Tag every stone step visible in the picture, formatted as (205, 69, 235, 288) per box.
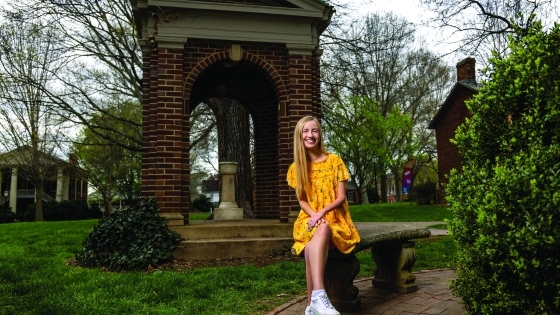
(169, 220, 293, 240)
(175, 237, 294, 260)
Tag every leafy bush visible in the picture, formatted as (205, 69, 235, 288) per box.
(47, 200, 89, 221)
(75, 198, 181, 271)
(0, 202, 15, 223)
(24, 200, 98, 221)
(191, 194, 213, 212)
(23, 201, 57, 222)
(409, 181, 437, 205)
(366, 187, 380, 203)
(88, 203, 103, 219)
(447, 22, 560, 314)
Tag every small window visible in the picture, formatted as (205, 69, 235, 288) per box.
(346, 192, 355, 202)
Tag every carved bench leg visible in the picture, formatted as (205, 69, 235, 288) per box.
(371, 241, 418, 293)
(324, 255, 361, 312)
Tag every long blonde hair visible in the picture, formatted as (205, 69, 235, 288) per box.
(293, 116, 328, 200)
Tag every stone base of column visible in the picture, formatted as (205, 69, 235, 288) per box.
(287, 210, 299, 223)
(160, 212, 185, 226)
(213, 207, 243, 220)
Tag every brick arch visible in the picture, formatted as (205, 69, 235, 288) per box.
(182, 48, 292, 220)
(183, 51, 288, 110)
(239, 51, 288, 109)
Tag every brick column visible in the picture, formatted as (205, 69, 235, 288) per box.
(141, 45, 156, 200)
(312, 49, 323, 119)
(181, 99, 191, 224)
(278, 48, 316, 222)
(155, 47, 185, 224)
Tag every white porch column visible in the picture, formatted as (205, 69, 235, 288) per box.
(9, 168, 17, 213)
(80, 180, 84, 200)
(56, 168, 64, 201)
(62, 175, 69, 200)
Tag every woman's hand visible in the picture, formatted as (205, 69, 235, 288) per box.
(307, 212, 327, 231)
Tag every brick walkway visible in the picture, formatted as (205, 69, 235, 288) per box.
(267, 269, 464, 315)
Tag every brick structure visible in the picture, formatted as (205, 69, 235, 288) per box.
(428, 58, 477, 202)
(131, 0, 333, 224)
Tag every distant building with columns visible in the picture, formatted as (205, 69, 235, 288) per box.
(0, 146, 87, 219)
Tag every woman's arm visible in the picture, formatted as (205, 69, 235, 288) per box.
(307, 181, 347, 229)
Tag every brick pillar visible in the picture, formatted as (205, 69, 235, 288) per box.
(311, 49, 322, 119)
(181, 97, 191, 224)
(154, 47, 185, 224)
(141, 40, 187, 225)
(278, 99, 296, 223)
(278, 50, 316, 222)
(141, 45, 157, 200)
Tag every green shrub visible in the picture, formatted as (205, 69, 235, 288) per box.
(24, 201, 57, 222)
(366, 187, 380, 203)
(447, 22, 560, 314)
(75, 198, 181, 271)
(191, 194, 213, 212)
(46, 200, 89, 221)
(88, 203, 103, 219)
(409, 181, 437, 205)
(0, 202, 15, 223)
(24, 200, 96, 221)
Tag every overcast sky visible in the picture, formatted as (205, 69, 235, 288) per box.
(342, 0, 462, 64)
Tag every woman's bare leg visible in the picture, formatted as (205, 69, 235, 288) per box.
(304, 249, 313, 305)
(305, 224, 331, 290)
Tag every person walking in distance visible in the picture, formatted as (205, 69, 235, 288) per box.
(287, 116, 361, 315)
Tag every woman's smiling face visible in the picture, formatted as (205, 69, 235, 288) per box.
(302, 120, 320, 151)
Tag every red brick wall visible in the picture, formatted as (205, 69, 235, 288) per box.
(142, 46, 189, 219)
(435, 88, 474, 189)
(142, 39, 321, 222)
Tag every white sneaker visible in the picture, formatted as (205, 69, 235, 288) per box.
(309, 292, 340, 315)
(305, 305, 313, 315)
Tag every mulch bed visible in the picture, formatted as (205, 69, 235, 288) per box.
(156, 252, 304, 272)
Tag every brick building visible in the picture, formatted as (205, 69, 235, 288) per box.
(130, 0, 333, 224)
(428, 58, 477, 202)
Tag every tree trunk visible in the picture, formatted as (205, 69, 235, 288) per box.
(380, 173, 388, 203)
(206, 97, 254, 218)
(35, 186, 44, 221)
(103, 199, 112, 216)
(392, 168, 403, 202)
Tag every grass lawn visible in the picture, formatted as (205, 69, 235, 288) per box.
(1, 204, 455, 314)
(0, 220, 305, 315)
(349, 202, 451, 222)
(190, 203, 451, 223)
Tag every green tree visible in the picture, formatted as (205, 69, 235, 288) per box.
(447, 22, 560, 314)
(3, 0, 250, 216)
(322, 12, 452, 202)
(73, 102, 141, 214)
(3, 0, 217, 156)
(323, 96, 412, 203)
(0, 16, 68, 221)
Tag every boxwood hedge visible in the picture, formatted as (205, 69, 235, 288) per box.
(447, 22, 560, 314)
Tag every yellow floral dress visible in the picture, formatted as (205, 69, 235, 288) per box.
(287, 153, 360, 256)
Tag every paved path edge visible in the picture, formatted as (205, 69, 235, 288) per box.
(265, 269, 458, 315)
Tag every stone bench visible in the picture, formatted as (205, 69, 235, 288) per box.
(324, 223, 431, 312)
